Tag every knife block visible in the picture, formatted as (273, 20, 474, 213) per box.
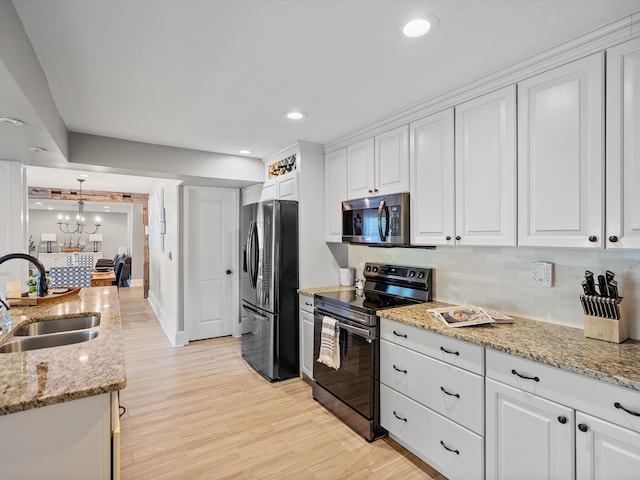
(583, 303, 628, 343)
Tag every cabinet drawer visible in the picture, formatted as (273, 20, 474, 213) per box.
(380, 318, 484, 375)
(487, 349, 640, 433)
(381, 339, 484, 434)
(381, 384, 484, 480)
(299, 293, 314, 314)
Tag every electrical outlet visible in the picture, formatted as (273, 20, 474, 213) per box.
(531, 261, 553, 287)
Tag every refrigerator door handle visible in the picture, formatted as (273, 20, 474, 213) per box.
(248, 221, 259, 289)
(242, 303, 269, 319)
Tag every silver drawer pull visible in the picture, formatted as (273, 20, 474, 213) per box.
(393, 330, 407, 338)
(393, 410, 407, 422)
(305, 302, 313, 306)
(440, 386, 460, 398)
(392, 364, 407, 374)
(440, 440, 460, 455)
(511, 369, 540, 382)
(440, 346, 459, 356)
(614, 402, 640, 417)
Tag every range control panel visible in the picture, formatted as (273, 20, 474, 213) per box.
(363, 263, 431, 285)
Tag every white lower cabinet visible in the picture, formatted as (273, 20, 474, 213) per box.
(380, 318, 484, 479)
(486, 378, 574, 480)
(299, 293, 314, 379)
(576, 411, 640, 480)
(381, 384, 484, 480)
(0, 392, 118, 479)
(487, 348, 640, 480)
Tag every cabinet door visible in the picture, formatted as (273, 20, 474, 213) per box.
(455, 85, 516, 246)
(518, 53, 604, 248)
(347, 137, 375, 199)
(576, 411, 640, 480)
(409, 109, 455, 245)
(606, 38, 640, 249)
(300, 309, 314, 379)
(486, 378, 574, 480)
(375, 125, 409, 196)
(325, 148, 348, 242)
(277, 172, 298, 200)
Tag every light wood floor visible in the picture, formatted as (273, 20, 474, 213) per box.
(118, 287, 445, 479)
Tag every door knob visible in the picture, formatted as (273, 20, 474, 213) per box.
(226, 269, 232, 275)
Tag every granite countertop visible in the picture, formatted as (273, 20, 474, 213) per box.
(299, 285, 356, 295)
(382, 301, 640, 392)
(0, 286, 127, 415)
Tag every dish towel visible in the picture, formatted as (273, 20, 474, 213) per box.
(317, 315, 340, 370)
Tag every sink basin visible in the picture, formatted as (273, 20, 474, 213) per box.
(13, 315, 100, 336)
(0, 330, 99, 353)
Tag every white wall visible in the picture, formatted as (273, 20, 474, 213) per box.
(147, 180, 183, 346)
(0, 160, 28, 296)
(349, 245, 640, 339)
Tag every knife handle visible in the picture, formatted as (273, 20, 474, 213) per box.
(597, 275, 608, 297)
(606, 270, 615, 283)
(609, 280, 619, 300)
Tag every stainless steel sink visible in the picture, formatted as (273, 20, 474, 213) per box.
(0, 330, 99, 353)
(13, 315, 100, 336)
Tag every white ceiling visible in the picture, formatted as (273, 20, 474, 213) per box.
(6, 0, 640, 190)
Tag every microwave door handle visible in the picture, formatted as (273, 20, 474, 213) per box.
(378, 200, 389, 241)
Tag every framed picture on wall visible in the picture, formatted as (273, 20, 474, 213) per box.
(148, 188, 165, 251)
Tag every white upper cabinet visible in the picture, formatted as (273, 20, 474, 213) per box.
(518, 53, 604, 248)
(347, 125, 409, 199)
(606, 37, 640, 249)
(455, 85, 517, 246)
(347, 137, 375, 199)
(409, 109, 455, 246)
(375, 125, 410, 196)
(325, 148, 348, 242)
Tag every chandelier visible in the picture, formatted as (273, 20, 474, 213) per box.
(57, 178, 101, 235)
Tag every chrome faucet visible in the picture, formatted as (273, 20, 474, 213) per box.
(0, 253, 48, 298)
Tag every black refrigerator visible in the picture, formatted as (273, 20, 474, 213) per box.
(241, 199, 299, 381)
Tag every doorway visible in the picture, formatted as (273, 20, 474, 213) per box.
(183, 187, 239, 341)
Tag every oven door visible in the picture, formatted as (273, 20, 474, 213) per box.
(313, 310, 375, 419)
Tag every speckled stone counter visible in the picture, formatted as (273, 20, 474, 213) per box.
(382, 301, 640, 392)
(298, 285, 356, 295)
(0, 286, 126, 415)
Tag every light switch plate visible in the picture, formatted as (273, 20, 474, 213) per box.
(531, 261, 553, 287)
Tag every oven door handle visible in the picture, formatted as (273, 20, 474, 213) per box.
(336, 321, 373, 341)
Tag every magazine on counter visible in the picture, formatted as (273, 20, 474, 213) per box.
(428, 305, 495, 327)
(483, 309, 514, 324)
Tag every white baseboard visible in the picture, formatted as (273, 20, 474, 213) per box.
(130, 278, 143, 287)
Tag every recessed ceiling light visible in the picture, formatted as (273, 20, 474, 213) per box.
(0, 117, 24, 126)
(47, 207, 53, 210)
(238, 149, 252, 155)
(103, 205, 110, 209)
(35, 202, 43, 205)
(284, 111, 307, 120)
(28, 146, 48, 152)
(78, 174, 89, 178)
(403, 16, 439, 38)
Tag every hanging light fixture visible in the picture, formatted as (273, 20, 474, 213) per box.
(57, 179, 101, 235)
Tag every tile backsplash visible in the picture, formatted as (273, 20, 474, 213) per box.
(349, 245, 640, 339)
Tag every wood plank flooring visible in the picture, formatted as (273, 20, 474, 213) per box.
(118, 287, 445, 479)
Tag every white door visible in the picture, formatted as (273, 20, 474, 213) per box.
(576, 411, 640, 480)
(375, 125, 409, 196)
(518, 52, 604, 248)
(486, 378, 574, 480)
(409, 108, 455, 246)
(606, 37, 640, 249)
(455, 85, 517, 246)
(184, 187, 238, 341)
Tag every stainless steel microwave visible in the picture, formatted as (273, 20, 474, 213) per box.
(342, 192, 410, 246)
